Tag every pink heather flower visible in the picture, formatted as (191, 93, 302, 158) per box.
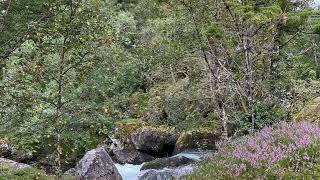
(296, 135, 313, 148)
(303, 152, 310, 161)
(215, 121, 320, 177)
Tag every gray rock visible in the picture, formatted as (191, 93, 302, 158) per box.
(64, 168, 76, 176)
(131, 128, 177, 157)
(139, 164, 196, 180)
(0, 143, 12, 158)
(11, 149, 34, 163)
(99, 136, 115, 155)
(174, 130, 221, 154)
(140, 156, 195, 170)
(75, 147, 122, 180)
(138, 170, 174, 180)
(113, 148, 155, 165)
(0, 157, 31, 170)
(104, 143, 116, 155)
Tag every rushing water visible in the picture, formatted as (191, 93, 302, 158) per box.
(115, 163, 143, 180)
(115, 151, 214, 180)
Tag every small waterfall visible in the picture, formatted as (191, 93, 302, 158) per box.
(115, 163, 143, 180)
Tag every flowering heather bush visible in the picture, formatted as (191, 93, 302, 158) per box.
(189, 121, 320, 179)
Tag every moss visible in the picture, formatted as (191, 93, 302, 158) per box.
(0, 165, 65, 180)
(174, 127, 221, 153)
(115, 119, 146, 139)
(140, 156, 195, 170)
(114, 119, 147, 147)
(114, 119, 176, 148)
(138, 125, 175, 134)
(295, 97, 320, 124)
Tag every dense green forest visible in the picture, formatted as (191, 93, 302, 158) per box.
(1, 0, 320, 179)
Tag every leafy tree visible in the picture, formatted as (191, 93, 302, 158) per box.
(1, 0, 120, 174)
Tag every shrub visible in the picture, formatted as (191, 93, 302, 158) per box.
(229, 102, 288, 135)
(189, 121, 320, 179)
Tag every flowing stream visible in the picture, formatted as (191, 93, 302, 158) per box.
(115, 151, 214, 180)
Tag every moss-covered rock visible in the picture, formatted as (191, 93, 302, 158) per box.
(114, 119, 178, 157)
(174, 128, 221, 154)
(112, 149, 155, 165)
(131, 126, 177, 157)
(114, 119, 147, 148)
(140, 156, 195, 170)
(295, 97, 320, 124)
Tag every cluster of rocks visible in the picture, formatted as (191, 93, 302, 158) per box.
(2, 96, 320, 179)
(106, 126, 178, 165)
(0, 120, 221, 180)
(137, 156, 197, 180)
(62, 121, 220, 179)
(66, 146, 198, 180)
(105, 120, 221, 164)
(64, 146, 197, 180)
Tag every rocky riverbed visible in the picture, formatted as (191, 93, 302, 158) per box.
(0, 120, 219, 180)
(115, 151, 214, 180)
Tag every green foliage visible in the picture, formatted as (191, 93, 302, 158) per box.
(315, 24, 320, 35)
(229, 102, 288, 135)
(0, 0, 122, 173)
(1, 0, 320, 175)
(204, 22, 225, 39)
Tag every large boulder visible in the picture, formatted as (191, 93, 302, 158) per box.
(174, 128, 221, 154)
(295, 97, 320, 124)
(138, 170, 174, 180)
(114, 119, 146, 149)
(0, 158, 31, 170)
(131, 127, 177, 157)
(101, 137, 155, 164)
(113, 148, 155, 165)
(140, 156, 195, 170)
(75, 147, 122, 180)
(113, 119, 178, 158)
